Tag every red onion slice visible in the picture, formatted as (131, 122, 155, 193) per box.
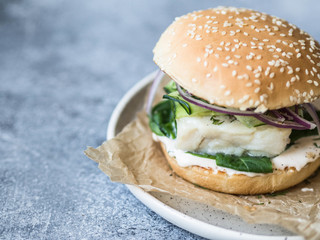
(254, 114, 311, 130)
(176, 84, 259, 116)
(148, 75, 318, 131)
(146, 70, 165, 115)
(270, 110, 286, 122)
(303, 103, 320, 134)
(283, 107, 316, 129)
(176, 83, 317, 130)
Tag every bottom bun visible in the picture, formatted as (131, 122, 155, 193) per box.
(160, 143, 320, 195)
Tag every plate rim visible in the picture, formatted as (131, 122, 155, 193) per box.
(106, 70, 303, 240)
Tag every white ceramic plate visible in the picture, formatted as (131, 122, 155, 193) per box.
(107, 71, 303, 240)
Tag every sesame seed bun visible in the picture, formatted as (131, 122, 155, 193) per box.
(160, 142, 320, 195)
(153, 7, 320, 112)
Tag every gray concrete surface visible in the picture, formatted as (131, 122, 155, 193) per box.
(1, 0, 320, 239)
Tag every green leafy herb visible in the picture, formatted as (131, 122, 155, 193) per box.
(210, 115, 224, 125)
(149, 100, 177, 139)
(314, 143, 320, 148)
(163, 80, 177, 94)
(187, 152, 273, 173)
(253, 202, 265, 206)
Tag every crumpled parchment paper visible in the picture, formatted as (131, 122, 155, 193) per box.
(85, 76, 320, 239)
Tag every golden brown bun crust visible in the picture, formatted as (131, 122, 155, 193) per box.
(153, 7, 320, 112)
(160, 143, 320, 195)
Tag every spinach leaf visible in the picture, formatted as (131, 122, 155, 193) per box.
(216, 154, 273, 173)
(289, 128, 318, 144)
(163, 94, 191, 115)
(187, 152, 273, 173)
(149, 100, 177, 139)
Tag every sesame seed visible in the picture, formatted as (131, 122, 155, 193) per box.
(204, 61, 208, 67)
(296, 67, 300, 72)
(314, 81, 319, 86)
(222, 63, 229, 68)
(195, 35, 202, 40)
(196, 57, 201, 62)
(269, 72, 275, 78)
(254, 79, 261, 85)
(268, 82, 274, 90)
(192, 78, 197, 83)
(232, 70, 237, 77)
(246, 65, 253, 71)
(206, 73, 211, 78)
(225, 90, 231, 96)
(289, 96, 294, 102)
(268, 60, 275, 66)
(265, 67, 271, 76)
(307, 80, 313, 84)
(220, 85, 226, 89)
(290, 77, 296, 82)
(246, 82, 253, 87)
(286, 81, 290, 87)
(213, 66, 218, 72)
(182, 43, 188, 47)
(254, 87, 260, 93)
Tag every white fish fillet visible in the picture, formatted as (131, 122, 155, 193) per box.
(175, 115, 291, 157)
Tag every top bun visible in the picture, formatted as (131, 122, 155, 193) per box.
(153, 7, 320, 112)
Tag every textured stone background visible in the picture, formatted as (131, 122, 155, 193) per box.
(1, 0, 320, 239)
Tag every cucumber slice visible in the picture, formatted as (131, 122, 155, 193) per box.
(235, 115, 265, 127)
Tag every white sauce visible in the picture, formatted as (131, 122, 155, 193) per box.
(301, 188, 314, 192)
(154, 134, 320, 177)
